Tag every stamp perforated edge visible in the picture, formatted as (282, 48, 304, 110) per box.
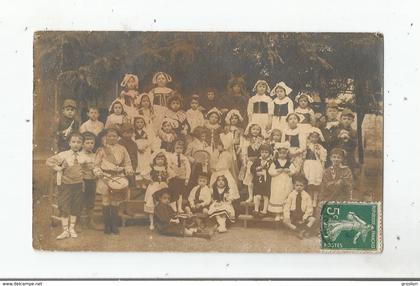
(319, 201, 383, 253)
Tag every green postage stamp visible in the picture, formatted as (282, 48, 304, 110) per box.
(320, 202, 382, 252)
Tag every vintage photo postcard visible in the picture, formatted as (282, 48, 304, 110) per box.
(33, 32, 383, 252)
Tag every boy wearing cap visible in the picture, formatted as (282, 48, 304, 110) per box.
(57, 99, 80, 151)
(186, 172, 212, 215)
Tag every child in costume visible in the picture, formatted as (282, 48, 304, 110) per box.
(208, 175, 239, 233)
(282, 113, 306, 170)
(302, 127, 327, 207)
(240, 123, 266, 202)
(56, 99, 80, 151)
(167, 140, 191, 213)
(136, 92, 156, 136)
(144, 150, 171, 230)
(247, 80, 273, 131)
(79, 106, 104, 137)
(154, 189, 211, 239)
(148, 72, 174, 130)
(118, 73, 140, 119)
(186, 94, 205, 133)
(250, 143, 272, 217)
(46, 133, 93, 239)
(270, 82, 294, 132)
(269, 128, 282, 152)
(165, 94, 190, 137)
(320, 148, 354, 203)
(153, 117, 178, 153)
(93, 128, 133, 235)
(283, 174, 316, 239)
(209, 140, 239, 198)
(203, 107, 223, 152)
(295, 92, 315, 135)
(105, 100, 130, 130)
(268, 141, 299, 221)
(133, 116, 153, 183)
(186, 172, 212, 215)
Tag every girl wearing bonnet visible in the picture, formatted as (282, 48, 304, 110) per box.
(148, 71, 175, 129)
(247, 80, 273, 132)
(119, 73, 140, 119)
(270, 81, 294, 132)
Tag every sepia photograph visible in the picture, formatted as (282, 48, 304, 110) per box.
(32, 31, 384, 253)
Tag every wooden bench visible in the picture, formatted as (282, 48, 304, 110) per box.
(237, 201, 283, 228)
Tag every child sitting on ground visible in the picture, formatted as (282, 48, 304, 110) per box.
(283, 174, 316, 239)
(208, 175, 238, 233)
(46, 133, 93, 240)
(154, 189, 211, 239)
(186, 172, 212, 216)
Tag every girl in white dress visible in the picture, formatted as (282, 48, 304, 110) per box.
(302, 127, 327, 207)
(247, 80, 273, 132)
(294, 92, 315, 135)
(281, 113, 307, 171)
(209, 140, 239, 198)
(148, 72, 174, 130)
(270, 81, 294, 132)
(105, 101, 130, 129)
(137, 93, 156, 136)
(268, 142, 299, 221)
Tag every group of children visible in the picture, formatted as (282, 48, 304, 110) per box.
(47, 72, 358, 240)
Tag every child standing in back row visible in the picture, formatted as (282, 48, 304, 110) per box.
(186, 94, 205, 133)
(270, 82, 294, 132)
(79, 106, 104, 137)
(247, 80, 272, 132)
(56, 99, 80, 152)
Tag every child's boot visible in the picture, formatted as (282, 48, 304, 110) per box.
(69, 216, 78, 238)
(56, 217, 70, 240)
(110, 205, 120, 235)
(103, 206, 112, 234)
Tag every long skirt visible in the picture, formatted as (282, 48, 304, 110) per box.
(208, 201, 235, 222)
(268, 173, 293, 213)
